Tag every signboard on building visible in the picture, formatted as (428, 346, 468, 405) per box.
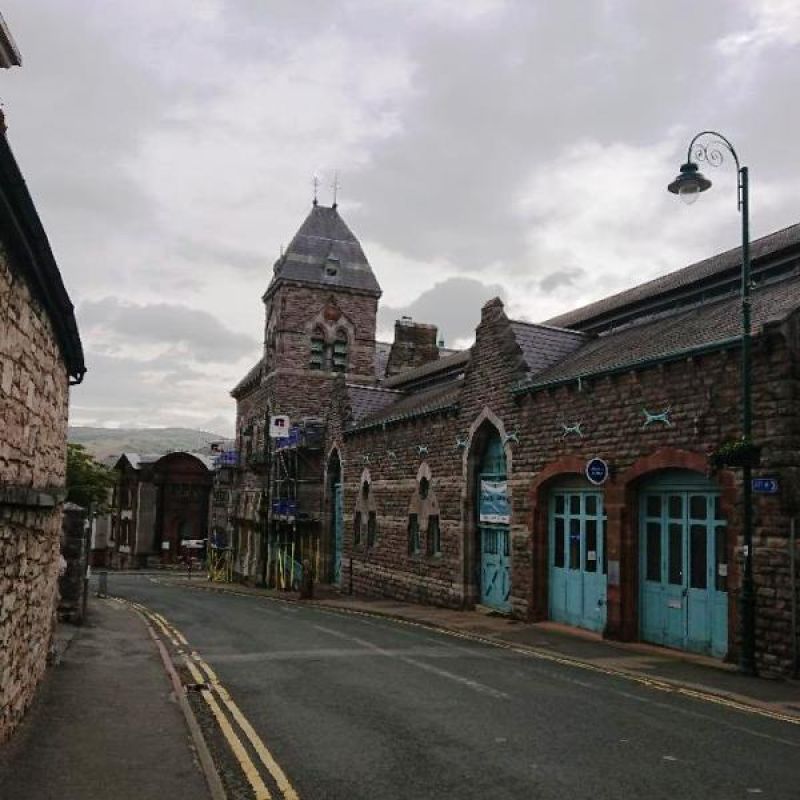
(479, 480, 510, 524)
(269, 415, 291, 438)
(752, 477, 779, 494)
(181, 539, 206, 549)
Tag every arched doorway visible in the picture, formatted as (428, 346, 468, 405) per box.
(326, 449, 343, 585)
(476, 430, 510, 611)
(638, 469, 728, 657)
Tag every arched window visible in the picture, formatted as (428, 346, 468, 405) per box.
(310, 327, 325, 370)
(408, 465, 441, 557)
(332, 330, 348, 373)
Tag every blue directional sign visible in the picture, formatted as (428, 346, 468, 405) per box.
(585, 457, 610, 486)
(752, 477, 779, 494)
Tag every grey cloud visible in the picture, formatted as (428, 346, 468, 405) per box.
(79, 298, 259, 361)
(71, 351, 237, 436)
(539, 268, 585, 294)
(378, 276, 506, 346)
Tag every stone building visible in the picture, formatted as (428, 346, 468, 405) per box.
(230, 201, 800, 675)
(0, 21, 86, 742)
(109, 452, 214, 568)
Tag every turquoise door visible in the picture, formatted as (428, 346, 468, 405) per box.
(478, 435, 511, 611)
(640, 472, 728, 657)
(549, 490, 607, 632)
(333, 483, 343, 585)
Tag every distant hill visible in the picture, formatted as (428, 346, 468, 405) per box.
(68, 427, 232, 463)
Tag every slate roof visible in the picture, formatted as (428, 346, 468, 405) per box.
(346, 384, 404, 424)
(350, 380, 462, 432)
(0, 125, 84, 381)
(383, 349, 471, 389)
(508, 321, 588, 372)
(266, 204, 381, 297)
(0, 13, 21, 68)
(374, 341, 392, 380)
(115, 453, 160, 471)
(231, 357, 263, 398)
(517, 273, 800, 393)
(545, 223, 800, 331)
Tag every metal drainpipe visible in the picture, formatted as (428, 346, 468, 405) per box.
(791, 517, 798, 679)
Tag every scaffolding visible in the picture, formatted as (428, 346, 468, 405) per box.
(265, 418, 325, 590)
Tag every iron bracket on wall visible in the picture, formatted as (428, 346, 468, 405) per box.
(642, 407, 673, 428)
(560, 421, 584, 439)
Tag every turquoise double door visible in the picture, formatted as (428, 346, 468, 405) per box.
(639, 472, 728, 658)
(549, 490, 607, 632)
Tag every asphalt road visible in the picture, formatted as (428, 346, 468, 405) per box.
(110, 574, 800, 800)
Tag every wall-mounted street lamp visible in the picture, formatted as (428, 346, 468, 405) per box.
(668, 131, 756, 676)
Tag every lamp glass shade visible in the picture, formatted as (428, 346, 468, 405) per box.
(667, 161, 711, 200)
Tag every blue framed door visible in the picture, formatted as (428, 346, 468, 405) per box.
(640, 473, 728, 657)
(549, 490, 607, 632)
(478, 435, 510, 611)
(333, 483, 343, 585)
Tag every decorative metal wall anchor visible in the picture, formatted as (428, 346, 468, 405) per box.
(417, 445, 429, 456)
(642, 407, 673, 428)
(503, 431, 520, 446)
(455, 437, 468, 450)
(387, 450, 398, 462)
(560, 421, 584, 439)
(361, 454, 371, 465)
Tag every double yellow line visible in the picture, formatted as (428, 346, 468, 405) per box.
(117, 598, 299, 800)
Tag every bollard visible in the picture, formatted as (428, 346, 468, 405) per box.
(97, 570, 108, 598)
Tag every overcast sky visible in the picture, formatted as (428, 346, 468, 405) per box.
(3, 1, 799, 436)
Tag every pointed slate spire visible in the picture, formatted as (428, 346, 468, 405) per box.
(268, 205, 381, 297)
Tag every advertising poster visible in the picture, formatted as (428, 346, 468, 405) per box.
(479, 480, 510, 524)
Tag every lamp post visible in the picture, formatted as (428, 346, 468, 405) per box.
(667, 131, 756, 675)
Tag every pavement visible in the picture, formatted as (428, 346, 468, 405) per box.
(167, 577, 800, 721)
(0, 597, 212, 800)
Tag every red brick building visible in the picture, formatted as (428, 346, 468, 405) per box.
(109, 452, 213, 568)
(231, 202, 800, 676)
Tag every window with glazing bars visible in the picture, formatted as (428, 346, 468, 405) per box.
(310, 330, 325, 370)
(408, 514, 420, 554)
(332, 332, 348, 372)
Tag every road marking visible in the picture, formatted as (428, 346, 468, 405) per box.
(166, 582, 800, 726)
(192, 654, 300, 800)
(312, 623, 510, 700)
(115, 597, 300, 800)
(184, 656, 273, 800)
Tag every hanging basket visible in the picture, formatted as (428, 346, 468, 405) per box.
(709, 440, 761, 469)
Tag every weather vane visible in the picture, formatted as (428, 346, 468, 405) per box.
(312, 174, 319, 206)
(331, 170, 340, 208)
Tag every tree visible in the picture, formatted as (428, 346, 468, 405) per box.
(66, 443, 115, 510)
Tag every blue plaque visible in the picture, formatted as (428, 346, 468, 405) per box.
(585, 457, 609, 486)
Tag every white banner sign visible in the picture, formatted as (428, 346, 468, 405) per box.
(269, 414, 291, 438)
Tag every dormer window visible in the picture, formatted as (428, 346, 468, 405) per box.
(325, 257, 340, 277)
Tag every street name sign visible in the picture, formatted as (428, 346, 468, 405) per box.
(751, 477, 779, 494)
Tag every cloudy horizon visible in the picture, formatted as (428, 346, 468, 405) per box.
(2, 0, 798, 437)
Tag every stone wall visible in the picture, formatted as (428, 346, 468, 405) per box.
(0, 246, 70, 743)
